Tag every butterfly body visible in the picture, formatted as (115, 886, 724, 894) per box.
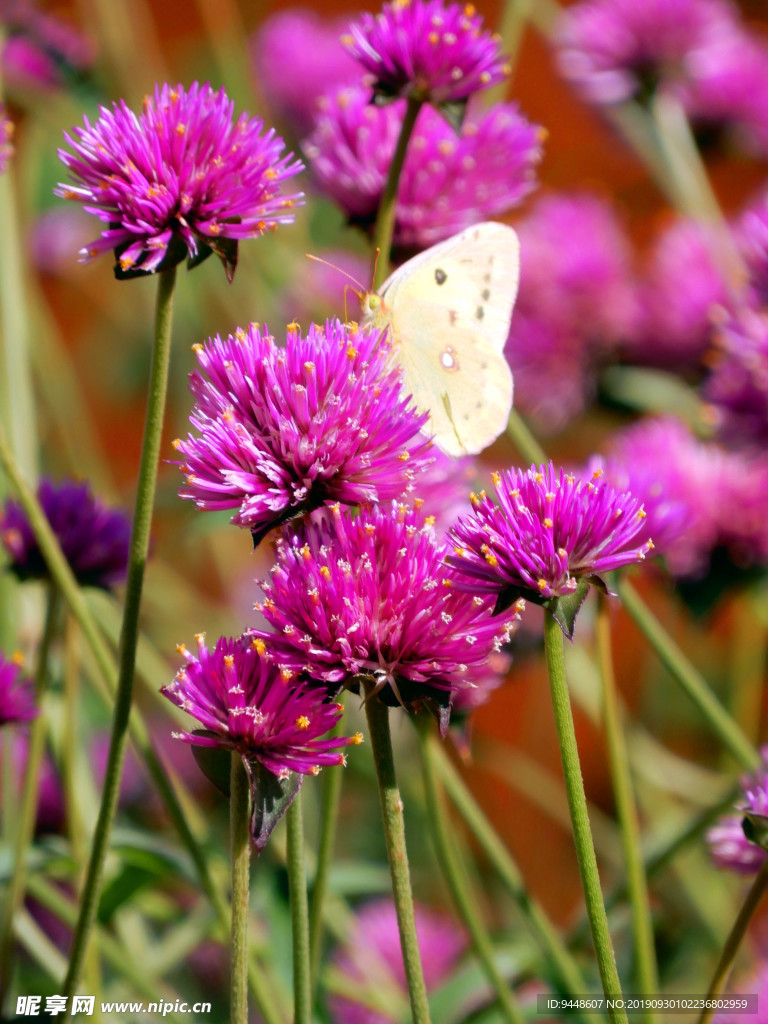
(360, 222, 519, 457)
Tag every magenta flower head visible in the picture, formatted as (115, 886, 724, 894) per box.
(162, 633, 361, 850)
(554, 0, 737, 107)
(329, 898, 467, 1024)
(343, 0, 510, 117)
(448, 463, 653, 636)
(305, 85, 541, 248)
(0, 653, 36, 727)
(624, 217, 728, 371)
(705, 307, 768, 450)
(0, 105, 13, 175)
(707, 747, 768, 875)
(250, 502, 519, 730)
(250, 8, 362, 138)
(1, 478, 130, 590)
(174, 319, 432, 547)
(1, 1, 94, 93)
(55, 82, 304, 281)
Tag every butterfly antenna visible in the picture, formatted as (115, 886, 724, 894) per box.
(305, 253, 365, 293)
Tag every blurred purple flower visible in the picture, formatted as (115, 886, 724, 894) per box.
(705, 307, 768, 450)
(175, 319, 432, 546)
(1, 478, 130, 590)
(554, 0, 738, 106)
(162, 633, 359, 778)
(0, 104, 13, 174)
(329, 898, 467, 1024)
(251, 8, 362, 138)
(624, 217, 729, 370)
(680, 24, 768, 157)
(736, 189, 768, 305)
(708, 747, 768, 875)
(1, 0, 94, 92)
(504, 193, 636, 430)
(343, 0, 510, 107)
(250, 502, 518, 722)
(448, 463, 652, 612)
(304, 85, 541, 248)
(405, 447, 477, 536)
(590, 416, 768, 578)
(714, 963, 768, 1024)
(0, 731, 63, 833)
(55, 82, 304, 279)
(0, 653, 35, 726)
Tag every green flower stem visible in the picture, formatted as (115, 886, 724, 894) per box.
(698, 858, 768, 1024)
(417, 719, 525, 1024)
(0, 585, 61, 1007)
(617, 578, 758, 771)
(434, 743, 588, 997)
(596, 594, 659, 1013)
(287, 788, 312, 1024)
(371, 97, 424, 290)
(0, 425, 284, 1024)
(61, 264, 178, 1008)
(506, 408, 547, 465)
(543, 608, 627, 1022)
(364, 692, 431, 1024)
(230, 754, 251, 1024)
(309, 726, 344, 995)
(486, 0, 531, 100)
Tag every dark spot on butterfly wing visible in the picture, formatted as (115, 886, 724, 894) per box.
(476, 306, 485, 321)
(481, 288, 490, 301)
(434, 268, 447, 285)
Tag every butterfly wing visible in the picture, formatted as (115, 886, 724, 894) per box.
(393, 302, 513, 456)
(380, 222, 520, 352)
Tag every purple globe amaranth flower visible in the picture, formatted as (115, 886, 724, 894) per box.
(503, 193, 636, 430)
(162, 633, 361, 849)
(704, 307, 768, 451)
(403, 447, 477, 536)
(590, 416, 768, 578)
(1, 478, 130, 590)
(707, 747, 768, 875)
(554, 0, 738, 107)
(250, 502, 519, 726)
(343, 0, 510, 111)
(1, 0, 94, 93)
(624, 217, 729, 371)
(55, 82, 304, 280)
(448, 463, 653, 630)
(251, 8, 362, 138)
(735, 190, 768, 306)
(329, 898, 467, 1024)
(174, 319, 433, 546)
(0, 105, 13, 175)
(0, 653, 36, 726)
(304, 85, 541, 249)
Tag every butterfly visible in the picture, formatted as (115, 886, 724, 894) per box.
(360, 222, 519, 457)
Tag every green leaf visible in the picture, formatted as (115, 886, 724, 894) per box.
(546, 580, 591, 640)
(190, 732, 232, 797)
(245, 760, 302, 854)
(742, 812, 768, 852)
(437, 98, 468, 134)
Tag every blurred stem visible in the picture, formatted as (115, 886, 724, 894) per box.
(698, 858, 768, 1024)
(435, 743, 588, 997)
(617, 578, 758, 771)
(62, 264, 178, 1009)
(287, 789, 311, 1024)
(0, 426, 285, 1024)
(728, 589, 767, 749)
(506, 408, 547, 465)
(417, 719, 525, 1024)
(364, 691, 431, 1024)
(596, 594, 659, 1012)
(371, 97, 423, 290)
(486, 0, 531, 100)
(0, 584, 60, 1009)
(230, 754, 250, 1024)
(544, 608, 627, 1020)
(309, 719, 344, 996)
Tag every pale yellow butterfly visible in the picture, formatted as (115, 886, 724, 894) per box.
(360, 222, 519, 457)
